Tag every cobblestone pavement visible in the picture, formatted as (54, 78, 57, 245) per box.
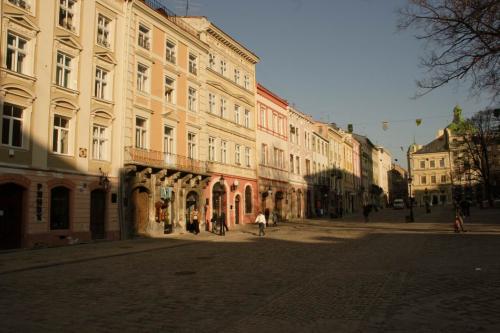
(1, 206, 500, 332)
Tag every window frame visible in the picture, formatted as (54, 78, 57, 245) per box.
(244, 109, 250, 128)
(235, 144, 241, 165)
(56, 52, 73, 89)
(164, 75, 176, 104)
(135, 116, 148, 149)
(96, 13, 111, 48)
(1, 103, 24, 148)
(245, 147, 250, 167)
(188, 86, 197, 112)
(208, 136, 216, 161)
(138, 24, 150, 50)
(92, 124, 108, 161)
(6, 32, 27, 74)
(58, 0, 78, 32)
(136, 63, 149, 93)
(94, 66, 109, 100)
(165, 39, 176, 64)
(188, 53, 197, 75)
(187, 132, 197, 159)
(52, 114, 71, 155)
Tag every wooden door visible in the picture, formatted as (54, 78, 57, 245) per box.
(0, 183, 24, 249)
(90, 190, 106, 240)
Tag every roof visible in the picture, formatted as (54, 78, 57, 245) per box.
(413, 135, 448, 154)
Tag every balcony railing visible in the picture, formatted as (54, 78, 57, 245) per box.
(142, 0, 198, 37)
(125, 147, 207, 174)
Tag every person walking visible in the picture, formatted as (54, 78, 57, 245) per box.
(191, 207, 200, 235)
(454, 205, 467, 233)
(255, 211, 266, 236)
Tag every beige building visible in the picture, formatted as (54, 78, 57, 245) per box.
(311, 126, 329, 217)
(182, 16, 260, 228)
(287, 105, 314, 220)
(408, 130, 454, 206)
(0, 0, 127, 248)
(256, 84, 289, 221)
(376, 146, 392, 207)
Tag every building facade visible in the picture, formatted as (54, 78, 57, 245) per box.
(0, 0, 127, 248)
(287, 106, 313, 220)
(256, 84, 289, 221)
(183, 16, 260, 228)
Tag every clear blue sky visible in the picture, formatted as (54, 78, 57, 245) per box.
(173, 0, 491, 166)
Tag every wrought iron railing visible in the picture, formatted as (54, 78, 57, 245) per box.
(142, 0, 198, 37)
(125, 147, 207, 174)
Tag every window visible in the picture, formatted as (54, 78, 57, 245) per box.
(244, 109, 250, 128)
(165, 40, 176, 63)
(234, 105, 240, 124)
(208, 136, 216, 161)
(220, 59, 226, 75)
(189, 53, 197, 75)
(431, 175, 436, 184)
(164, 75, 175, 103)
(135, 117, 147, 149)
(164, 126, 174, 155)
(234, 69, 240, 84)
(220, 98, 226, 118)
(56, 52, 73, 88)
(290, 154, 294, 173)
(96, 14, 111, 47)
(430, 160, 435, 168)
(208, 93, 216, 113)
(245, 147, 250, 167)
(420, 160, 425, 169)
(440, 158, 445, 168)
(306, 159, 311, 175)
(296, 156, 300, 174)
(94, 67, 108, 99)
(441, 175, 447, 183)
(421, 175, 427, 184)
(92, 125, 108, 160)
(52, 115, 70, 154)
(188, 87, 197, 112)
(220, 140, 227, 163)
(208, 53, 215, 69)
(259, 105, 266, 127)
(188, 132, 196, 158)
(244, 74, 250, 89)
(245, 186, 252, 214)
(235, 144, 241, 164)
(6, 33, 27, 74)
(2, 104, 23, 147)
(50, 186, 70, 230)
(138, 24, 150, 49)
(136, 64, 148, 93)
(8, 0, 31, 11)
(59, 0, 76, 31)
(261, 144, 267, 165)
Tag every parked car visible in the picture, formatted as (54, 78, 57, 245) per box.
(393, 199, 405, 209)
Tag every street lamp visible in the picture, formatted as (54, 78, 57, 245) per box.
(408, 176, 414, 222)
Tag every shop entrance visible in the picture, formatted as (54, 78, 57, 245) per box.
(235, 195, 240, 224)
(185, 191, 199, 231)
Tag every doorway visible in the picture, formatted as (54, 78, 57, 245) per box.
(0, 183, 24, 249)
(185, 191, 199, 231)
(131, 187, 149, 236)
(90, 189, 106, 240)
(235, 195, 240, 224)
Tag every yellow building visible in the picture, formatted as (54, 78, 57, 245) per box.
(1, 0, 127, 248)
(408, 130, 454, 206)
(182, 16, 260, 228)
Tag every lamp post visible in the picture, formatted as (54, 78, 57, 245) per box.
(408, 176, 414, 222)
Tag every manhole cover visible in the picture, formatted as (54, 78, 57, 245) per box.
(174, 271, 197, 276)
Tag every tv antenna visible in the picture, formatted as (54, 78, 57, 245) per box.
(185, 0, 189, 16)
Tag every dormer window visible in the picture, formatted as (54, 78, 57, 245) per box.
(59, 0, 77, 32)
(96, 14, 111, 48)
(138, 24, 150, 50)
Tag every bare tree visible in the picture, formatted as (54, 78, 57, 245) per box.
(449, 108, 500, 205)
(398, 0, 500, 101)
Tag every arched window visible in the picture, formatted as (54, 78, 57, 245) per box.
(245, 186, 252, 214)
(50, 186, 70, 230)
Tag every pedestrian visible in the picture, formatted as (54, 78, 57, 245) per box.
(190, 207, 200, 235)
(211, 212, 218, 233)
(255, 211, 266, 236)
(363, 204, 371, 222)
(454, 206, 467, 233)
(220, 211, 228, 236)
(270, 210, 278, 227)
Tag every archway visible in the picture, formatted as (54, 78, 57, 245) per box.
(235, 194, 241, 224)
(90, 189, 106, 240)
(275, 191, 284, 220)
(0, 183, 24, 249)
(212, 181, 226, 222)
(131, 186, 149, 236)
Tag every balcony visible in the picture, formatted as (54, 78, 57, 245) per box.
(125, 147, 207, 174)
